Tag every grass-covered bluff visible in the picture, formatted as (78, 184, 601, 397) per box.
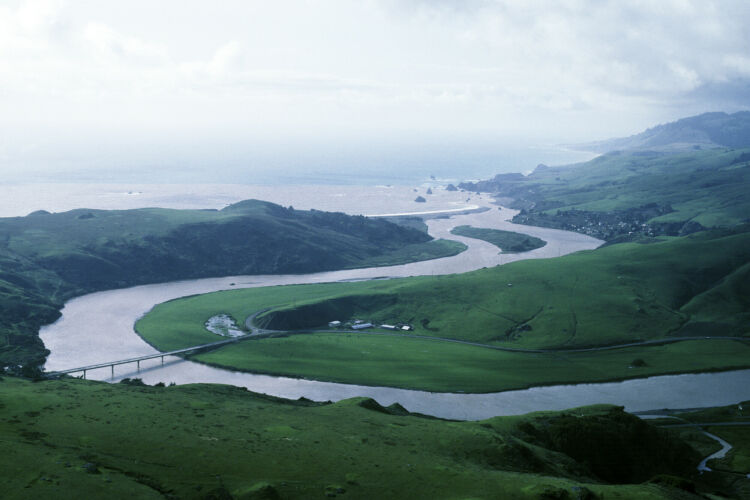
(136, 225, 750, 392)
(2, 376, 739, 500)
(0, 199, 464, 369)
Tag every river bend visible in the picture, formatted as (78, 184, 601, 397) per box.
(40, 204, 750, 420)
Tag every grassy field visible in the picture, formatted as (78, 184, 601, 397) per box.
(0, 376, 727, 499)
(339, 238, 465, 269)
(450, 225, 547, 253)
(191, 335, 750, 393)
(135, 226, 750, 392)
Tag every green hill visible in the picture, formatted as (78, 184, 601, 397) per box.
(578, 111, 750, 152)
(450, 225, 547, 253)
(1, 376, 730, 500)
(135, 225, 750, 392)
(0, 200, 464, 369)
(461, 147, 750, 241)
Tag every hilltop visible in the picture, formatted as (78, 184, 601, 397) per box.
(577, 111, 750, 153)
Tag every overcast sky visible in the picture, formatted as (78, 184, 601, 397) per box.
(2, 0, 749, 180)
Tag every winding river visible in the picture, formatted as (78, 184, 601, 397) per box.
(40, 203, 750, 420)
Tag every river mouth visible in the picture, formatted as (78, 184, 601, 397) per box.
(39, 196, 750, 420)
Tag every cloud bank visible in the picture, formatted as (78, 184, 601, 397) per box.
(1, 0, 749, 177)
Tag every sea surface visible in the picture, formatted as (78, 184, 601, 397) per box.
(10, 142, 597, 187)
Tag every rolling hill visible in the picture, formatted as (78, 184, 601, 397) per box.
(577, 111, 750, 152)
(0, 200, 464, 369)
(461, 147, 750, 242)
(1, 376, 731, 500)
(135, 225, 750, 392)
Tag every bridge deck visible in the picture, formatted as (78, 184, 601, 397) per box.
(45, 335, 253, 377)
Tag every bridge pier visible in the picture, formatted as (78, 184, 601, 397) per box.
(137, 360, 140, 372)
(161, 355, 164, 365)
(82, 369, 86, 379)
(111, 365, 114, 378)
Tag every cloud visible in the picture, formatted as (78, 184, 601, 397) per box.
(83, 22, 168, 65)
(0, 0, 748, 146)
(0, 0, 65, 52)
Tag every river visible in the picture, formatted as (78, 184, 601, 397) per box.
(39, 196, 750, 420)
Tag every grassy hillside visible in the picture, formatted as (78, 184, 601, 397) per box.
(450, 225, 547, 253)
(0, 376, 728, 499)
(579, 111, 750, 152)
(1, 200, 462, 290)
(645, 401, 750, 498)
(461, 147, 750, 241)
(0, 200, 464, 369)
(135, 226, 750, 392)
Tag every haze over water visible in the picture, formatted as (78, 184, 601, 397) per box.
(8, 139, 595, 187)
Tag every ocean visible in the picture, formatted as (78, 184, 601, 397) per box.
(0, 141, 595, 217)
(7, 141, 596, 187)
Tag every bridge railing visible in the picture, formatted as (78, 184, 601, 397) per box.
(44, 335, 252, 379)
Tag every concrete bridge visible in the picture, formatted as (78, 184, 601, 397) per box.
(44, 335, 254, 379)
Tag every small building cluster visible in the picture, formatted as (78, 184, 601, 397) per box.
(328, 319, 413, 332)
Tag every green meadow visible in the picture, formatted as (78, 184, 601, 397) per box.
(136, 226, 750, 392)
(450, 225, 547, 252)
(192, 335, 750, 393)
(1, 376, 727, 499)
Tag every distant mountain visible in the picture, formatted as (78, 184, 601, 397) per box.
(579, 111, 750, 153)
